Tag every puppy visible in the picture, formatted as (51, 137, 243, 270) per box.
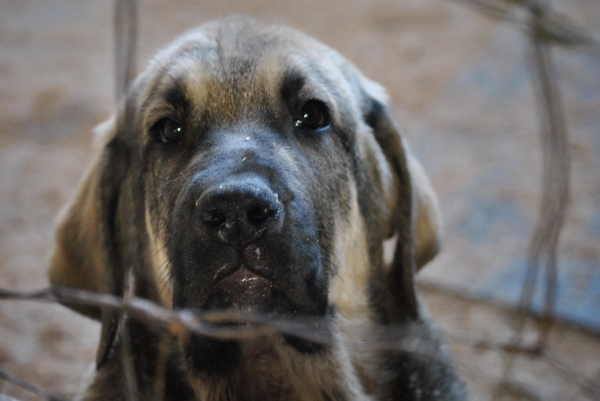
(48, 16, 467, 401)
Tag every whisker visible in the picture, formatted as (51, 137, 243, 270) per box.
(158, 256, 171, 270)
(150, 240, 170, 259)
(158, 267, 172, 286)
(157, 258, 172, 283)
(159, 265, 172, 296)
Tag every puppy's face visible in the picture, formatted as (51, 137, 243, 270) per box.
(140, 18, 390, 320)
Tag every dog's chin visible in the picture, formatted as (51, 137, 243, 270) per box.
(202, 267, 281, 313)
(183, 268, 324, 376)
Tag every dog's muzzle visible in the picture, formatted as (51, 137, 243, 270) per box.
(192, 178, 284, 311)
(170, 138, 328, 319)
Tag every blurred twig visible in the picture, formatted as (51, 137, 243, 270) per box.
(0, 286, 594, 360)
(0, 368, 70, 401)
(114, 0, 138, 103)
(121, 273, 139, 401)
(0, 286, 333, 345)
(449, 0, 600, 53)
(515, 13, 570, 351)
(0, 286, 454, 356)
(115, 2, 139, 397)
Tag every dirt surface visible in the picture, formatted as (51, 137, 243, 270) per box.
(0, 0, 599, 400)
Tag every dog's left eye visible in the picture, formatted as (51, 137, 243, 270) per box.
(154, 118, 184, 144)
(294, 100, 330, 131)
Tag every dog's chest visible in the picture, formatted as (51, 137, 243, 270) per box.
(238, 344, 297, 400)
(190, 346, 297, 401)
(190, 339, 349, 401)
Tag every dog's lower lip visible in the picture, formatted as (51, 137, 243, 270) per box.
(214, 266, 270, 285)
(222, 267, 267, 284)
(203, 267, 276, 311)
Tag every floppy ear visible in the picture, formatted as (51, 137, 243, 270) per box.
(48, 116, 128, 366)
(407, 154, 442, 270)
(362, 83, 442, 320)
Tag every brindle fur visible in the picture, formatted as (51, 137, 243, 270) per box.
(48, 16, 466, 401)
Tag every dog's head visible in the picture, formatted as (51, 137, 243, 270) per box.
(48, 16, 441, 367)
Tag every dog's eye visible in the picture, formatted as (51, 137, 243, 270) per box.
(294, 100, 330, 131)
(154, 118, 184, 144)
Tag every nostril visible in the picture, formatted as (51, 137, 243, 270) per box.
(202, 210, 226, 227)
(194, 179, 281, 246)
(247, 205, 277, 223)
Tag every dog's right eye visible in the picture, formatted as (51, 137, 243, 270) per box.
(153, 118, 184, 144)
(294, 100, 330, 131)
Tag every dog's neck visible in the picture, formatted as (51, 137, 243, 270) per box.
(187, 335, 373, 401)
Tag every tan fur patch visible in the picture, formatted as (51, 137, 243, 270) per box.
(328, 182, 372, 324)
(327, 182, 381, 394)
(144, 207, 172, 307)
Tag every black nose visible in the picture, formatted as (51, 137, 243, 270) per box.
(195, 179, 282, 247)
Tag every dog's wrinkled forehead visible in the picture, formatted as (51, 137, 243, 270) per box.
(138, 17, 366, 129)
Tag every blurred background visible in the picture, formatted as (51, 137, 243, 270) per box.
(0, 0, 598, 400)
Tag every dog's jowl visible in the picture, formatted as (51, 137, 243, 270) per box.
(48, 16, 467, 401)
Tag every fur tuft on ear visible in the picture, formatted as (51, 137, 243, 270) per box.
(48, 116, 128, 367)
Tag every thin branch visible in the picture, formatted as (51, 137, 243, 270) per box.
(120, 273, 139, 401)
(447, 0, 600, 54)
(0, 286, 428, 352)
(0, 286, 546, 357)
(496, 4, 570, 387)
(114, 0, 138, 103)
(0, 286, 585, 359)
(0, 368, 70, 401)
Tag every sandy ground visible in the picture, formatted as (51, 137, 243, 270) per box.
(0, 0, 599, 400)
